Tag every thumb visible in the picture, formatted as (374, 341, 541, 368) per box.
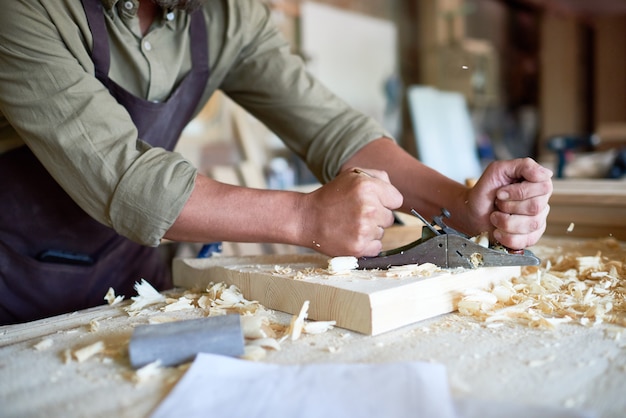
(351, 167, 403, 210)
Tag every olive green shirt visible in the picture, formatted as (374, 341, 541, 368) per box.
(0, 0, 390, 246)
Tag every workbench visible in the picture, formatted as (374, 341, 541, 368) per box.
(1, 235, 624, 418)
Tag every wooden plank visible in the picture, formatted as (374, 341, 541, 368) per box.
(551, 179, 626, 202)
(547, 179, 626, 240)
(173, 254, 520, 335)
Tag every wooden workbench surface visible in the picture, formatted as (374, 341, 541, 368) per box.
(1, 236, 624, 418)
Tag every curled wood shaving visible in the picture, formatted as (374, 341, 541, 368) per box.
(328, 256, 358, 274)
(274, 265, 293, 275)
(104, 287, 124, 306)
(469, 232, 490, 248)
(469, 253, 484, 268)
(162, 296, 194, 312)
(116, 275, 340, 362)
(125, 279, 166, 315)
(303, 320, 336, 334)
(246, 338, 281, 351)
(241, 345, 267, 361)
(241, 313, 276, 339)
(282, 300, 309, 342)
(459, 238, 626, 329)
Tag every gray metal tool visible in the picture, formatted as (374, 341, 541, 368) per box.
(128, 314, 245, 369)
(357, 209, 540, 270)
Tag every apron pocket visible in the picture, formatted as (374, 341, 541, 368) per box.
(0, 238, 168, 324)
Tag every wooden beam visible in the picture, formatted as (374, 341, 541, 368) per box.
(173, 254, 520, 335)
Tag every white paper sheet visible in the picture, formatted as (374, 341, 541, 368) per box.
(151, 354, 597, 418)
(151, 353, 457, 418)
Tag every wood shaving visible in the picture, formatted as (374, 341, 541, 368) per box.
(63, 349, 72, 364)
(89, 319, 100, 333)
(328, 256, 358, 274)
(459, 238, 626, 329)
(469, 232, 490, 248)
(241, 345, 267, 361)
(133, 360, 162, 384)
(274, 265, 293, 275)
(458, 290, 498, 316)
(72, 341, 105, 363)
(33, 338, 53, 351)
(282, 300, 309, 342)
(104, 287, 124, 306)
(293, 268, 322, 280)
(304, 320, 336, 334)
(246, 338, 281, 351)
(241, 313, 276, 339)
(385, 263, 439, 278)
(162, 296, 193, 312)
(125, 279, 166, 315)
(193, 282, 268, 317)
(469, 253, 484, 268)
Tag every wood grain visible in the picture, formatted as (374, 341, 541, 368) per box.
(173, 254, 520, 335)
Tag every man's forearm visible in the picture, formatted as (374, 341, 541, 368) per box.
(164, 174, 306, 245)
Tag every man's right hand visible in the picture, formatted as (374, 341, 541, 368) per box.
(298, 167, 403, 257)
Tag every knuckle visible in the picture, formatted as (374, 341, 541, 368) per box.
(543, 180, 554, 194)
(356, 221, 370, 239)
(527, 200, 541, 215)
(528, 218, 540, 233)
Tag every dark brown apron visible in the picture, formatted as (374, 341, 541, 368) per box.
(0, 0, 209, 324)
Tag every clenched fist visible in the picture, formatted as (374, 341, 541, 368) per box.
(299, 167, 403, 257)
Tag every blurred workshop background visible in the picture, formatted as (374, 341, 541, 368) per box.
(171, 0, 626, 255)
(176, 0, 626, 185)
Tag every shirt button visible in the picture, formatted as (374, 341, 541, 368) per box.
(143, 41, 152, 51)
(166, 12, 175, 21)
(124, 1, 134, 10)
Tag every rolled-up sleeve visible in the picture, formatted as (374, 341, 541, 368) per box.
(0, 1, 196, 246)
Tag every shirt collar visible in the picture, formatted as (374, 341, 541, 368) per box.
(101, 0, 179, 25)
(99, 0, 138, 18)
(101, 0, 126, 12)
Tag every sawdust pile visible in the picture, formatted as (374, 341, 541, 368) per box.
(63, 278, 335, 381)
(119, 280, 333, 362)
(458, 238, 626, 329)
